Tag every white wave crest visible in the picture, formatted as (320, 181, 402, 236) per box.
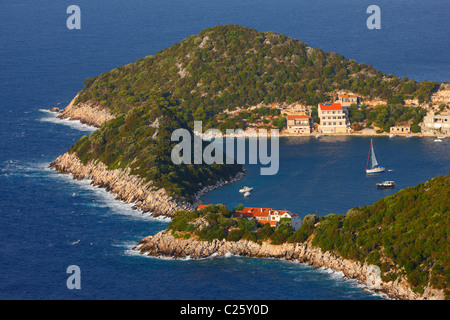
(38, 109, 97, 132)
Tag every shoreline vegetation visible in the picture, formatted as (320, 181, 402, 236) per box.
(55, 25, 450, 139)
(49, 24, 449, 300)
(135, 174, 449, 300)
(55, 98, 447, 139)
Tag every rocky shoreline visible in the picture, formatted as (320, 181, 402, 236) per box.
(50, 95, 246, 218)
(51, 96, 445, 300)
(49, 152, 245, 218)
(134, 231, 444, 300)
(57, 95, 115, 128)
(49, 152, 194, 217)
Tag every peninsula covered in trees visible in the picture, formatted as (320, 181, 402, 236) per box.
(145, 174, 449, 299)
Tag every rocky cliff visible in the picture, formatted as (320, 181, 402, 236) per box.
(57, 95, 115, 128)
(50, 152, 193, 217)
(134, 231, 444, 300)
(49, 152, 244, 217)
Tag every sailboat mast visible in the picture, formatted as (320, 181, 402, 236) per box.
(366, 139, 371, 170)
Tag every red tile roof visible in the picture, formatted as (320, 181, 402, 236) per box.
(287, 114, 309, 120)
(318, 103, 342, 111)
(197, 204, 211, 210)
(234, 207, 298, 219)
(233, 211, 254, 218)
(258, 220, 278, 227)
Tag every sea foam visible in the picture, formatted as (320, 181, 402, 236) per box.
(38, 109, 97, 132)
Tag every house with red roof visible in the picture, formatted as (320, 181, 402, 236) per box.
(233, 207, 302, 230)
(317, 103, 350, 134)
(286, 114, 312, 135)
(336, 94, 360, 107)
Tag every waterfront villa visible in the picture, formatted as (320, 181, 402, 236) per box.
(317, 103, 351, 134)
(286, 114, 312, 134)
(233, 207, 302, 230)
(390, 126, 411, 134)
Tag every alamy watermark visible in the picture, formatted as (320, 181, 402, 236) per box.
(66, 5, 379, 31)
(367, 5, 381, 30)
(66, 5, 81, 30)
(171, 121, 280, 175)
(66, 265, 81, 290)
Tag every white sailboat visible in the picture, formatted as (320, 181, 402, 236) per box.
(366, 139, 385, 174)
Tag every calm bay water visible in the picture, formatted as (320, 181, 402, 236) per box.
(203, 136, 450, 217)
(0, 0, 448, 300)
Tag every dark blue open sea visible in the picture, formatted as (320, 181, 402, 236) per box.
(0, 1, 449, 300)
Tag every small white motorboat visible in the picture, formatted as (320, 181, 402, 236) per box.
(377, 181, 395, 189)
(243, 192, 251, 197)
(239, 186, 253, 193)
(434, 139, 442, 142)
(315, 134, 322, 139)
(389, 134, 396, 138)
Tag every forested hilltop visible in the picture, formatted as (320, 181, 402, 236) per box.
(299, 174, 449, 297)
(74, 24, 440, 131)
(165, 174, 449, 298)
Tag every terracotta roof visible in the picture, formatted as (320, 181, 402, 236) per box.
(197, 204, 211, 210)
(234, 207, 298, 219)
(258, 220, 278, 227)
(287, 115, 309, 120)
(234, 212, 254, 218)
(318, 103, 342, 111)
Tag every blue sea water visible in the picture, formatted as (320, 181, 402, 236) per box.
(0, 0, 449, 300)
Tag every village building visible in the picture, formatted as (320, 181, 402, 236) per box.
(286, 114, 312, 134)
(336, 94, 360, 107)
(233, 207, 302, 230)
(317, 103, 351, 134)
(420, 114, 450, 136)
(390, 126, 411, 134)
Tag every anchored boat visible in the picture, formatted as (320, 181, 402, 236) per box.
(239, 186, 253, 193)
(366, 139, 385, 174)
(377, 181, 395, 189)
